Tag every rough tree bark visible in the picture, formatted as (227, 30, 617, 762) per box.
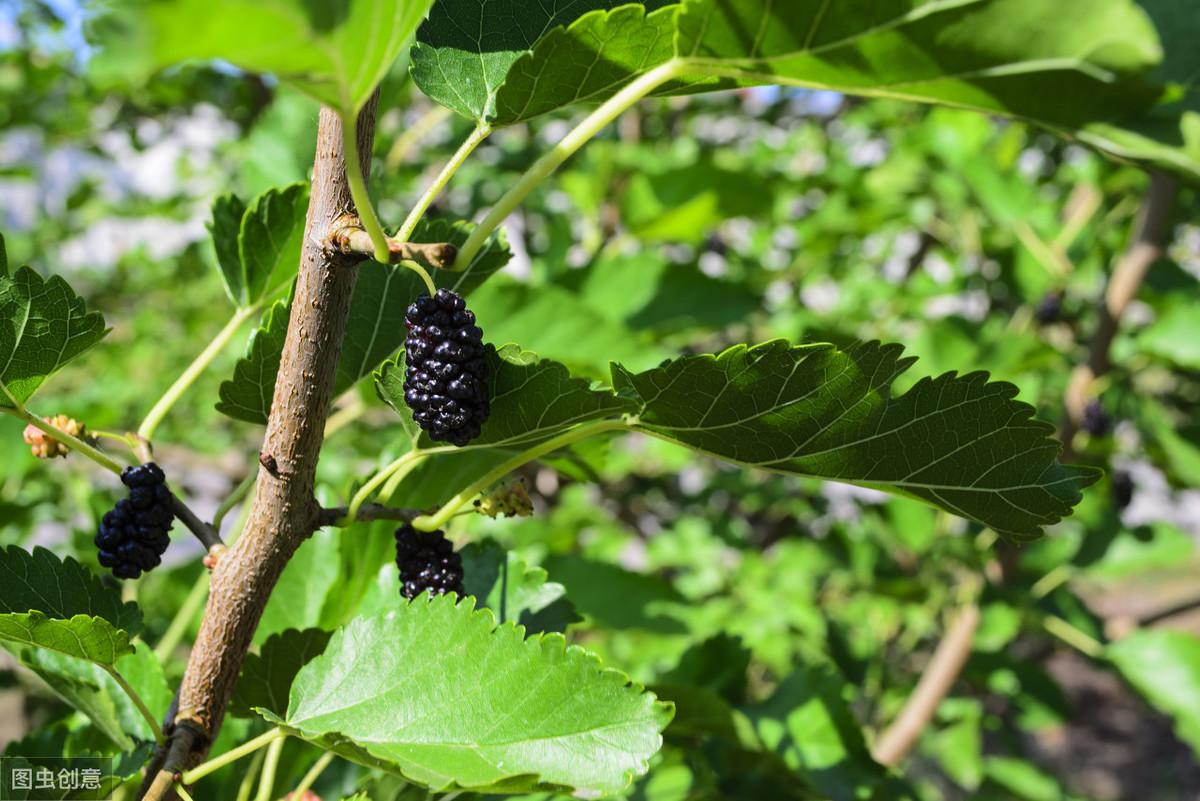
(140, 95, 380, 798)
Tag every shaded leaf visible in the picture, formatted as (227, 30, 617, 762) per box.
(0, 267, 107, 407)
(263, 595, 672, 795)
(460, 539, 579, 633)
(211, 183, 308, 309)
(615, 341, 1098, 540)
(231, 628, 332, 718)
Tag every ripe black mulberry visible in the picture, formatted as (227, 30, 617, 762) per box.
(1081, 399, 1111, 437)
(95, 462, 174, 579)
(395, 524, 464, 599)
(403, 288, 489, 446)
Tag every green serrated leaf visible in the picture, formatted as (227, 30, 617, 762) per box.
(492, 3, 713, 126)
(376, 343, 637, 449)
(0, 231, 8, 278)
(0, 546, 141, 632)
(218, 221, 510, 424)
(209, 193, 247, 306)
(240, 183, 308, 307)
(614, 341, 1098, 540)
(230, 628, 332, 718)
(745, 665, 886, 801)
(255, 528, 340, 645)
(90, 0, 432, 115)
(460, 539, 579, 633)
(412, 0, 678, 123)
(0, 612, 132, 667)
(1109, 629, 1200, 756)
(264, 596, 672, 795)
(16, 641, 169, 749)
(0, 266, 107, 408)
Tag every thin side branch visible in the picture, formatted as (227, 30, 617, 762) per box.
(316, 503, 420, 527)
(872, 605, 980, 767)
(329, 220, 458, 270)
(1060, 172, 1176, 447)
(170, 496, 224, 551)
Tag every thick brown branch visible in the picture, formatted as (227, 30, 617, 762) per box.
(1060, 172, 1176, 448)
(143, 96, 381, 800)
(872, 605, 980, 767)
(316, 503, 421, 527)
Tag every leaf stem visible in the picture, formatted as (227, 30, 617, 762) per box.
(412, 419, 628, 531)
(234, 749, 266, 801)
(138, 306, 257, 441)
(212, 469, 258, 534)
(102, 664, 165, 743)
(254, 733, 285, 801)
(402, 258, 438, 297)
(175, 783, 196, 801)
(454, 59, 685, 267)
(181, 727, 287, 785)
(343, 449, 424, 526)
(7, 405, 125, 473)
(291, 750, 335, 799)
(153, 570, 210, 662)
(396, 123, 492, 242)
(341, 111, 390, 263)
(1043, 614, 1105, 659)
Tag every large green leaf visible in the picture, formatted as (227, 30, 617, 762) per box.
(376, 344, 638, 449)
(614, 341, 1097, 540)
(262, 596, 672, 795)
(210, 184, 309, 309)
(675, 0, 1160, 126)
(16, 641, 169, 749)
(0, 267, 107, 408)
(255, 527, 341, 645)
(230, 628, 332, 718)
(218, 221, 510, 424)
(1109, 629, 1200, 755)
(89, 0, 432, 115)
(411, 0, 678, 124)
(0, 547, 141, 666)
(745, 666, 886, 801)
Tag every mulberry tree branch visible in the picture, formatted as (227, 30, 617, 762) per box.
(142, 94, 381, 801)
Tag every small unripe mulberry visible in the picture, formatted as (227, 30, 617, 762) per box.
(403, 288, 489, 446)
(473, 478, 533, 518)
(23, 414, 90, 459)
(95, 462, 174, 579)
(395, 524, 464, 600)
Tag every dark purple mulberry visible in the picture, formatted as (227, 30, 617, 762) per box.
(95, 462, 174, 579)
(403, 288, 489, 446)
(1034, 289, 1064, 324)
(1081, 399, 1111, 437)
(394, 524, 464, 600)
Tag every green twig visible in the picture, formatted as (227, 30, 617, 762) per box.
(181, 728, 287, 785)
(5, 401, 125, 473)
(341, 111, 390, 263)
(1043, 614, 1105, 659)
(254, 733, 285, 801)
(396, 123, 492, 242)
(291, 750, 335, 799)
(235, 749, 266, 801)
(343, 449, 425, 525)
(102, 665, 164, 743)
(454, 59, 685, 267)
(212, 469, 258, 534)
(175, 783, 196, 801)
(412, 419, 629, 530)
(138, 306, 257, 441)
(153, 570, 210, 662)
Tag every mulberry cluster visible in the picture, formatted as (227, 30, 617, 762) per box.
(95, 463, 174, 579)
(403, 288, 489, 446)
(23, 414, 90, 459)
(395, 524, 464, 600)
